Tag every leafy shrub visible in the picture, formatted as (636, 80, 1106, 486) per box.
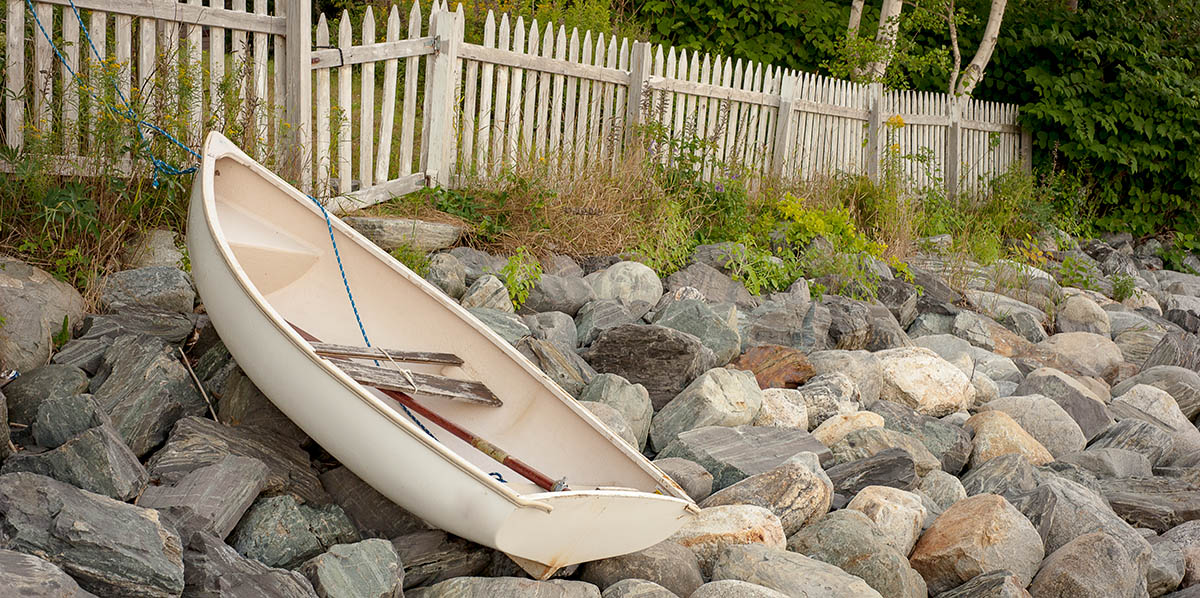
(1057, 256, 1095, 291)
(389, 244, 431, 277)
(1110, 274, 1136, 303)
(498, 247, 543, 309)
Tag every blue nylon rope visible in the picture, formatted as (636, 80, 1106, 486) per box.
(25, 0, 200, 186)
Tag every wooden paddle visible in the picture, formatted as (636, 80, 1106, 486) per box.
(288, 323, 565, 492)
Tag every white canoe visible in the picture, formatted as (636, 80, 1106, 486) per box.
(186, 132, 697, 578)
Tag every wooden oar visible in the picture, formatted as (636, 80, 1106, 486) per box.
(288, 323, 565, 492)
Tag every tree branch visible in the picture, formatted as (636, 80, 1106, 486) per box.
(947, 1, 962, 96)
(955, 0, 1007, 97)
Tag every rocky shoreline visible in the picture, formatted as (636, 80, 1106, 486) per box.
(1, 226, 1200, 597)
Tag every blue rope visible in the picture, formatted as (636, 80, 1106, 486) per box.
(24, 0, 200, 187)
(306, 195, 438, 441)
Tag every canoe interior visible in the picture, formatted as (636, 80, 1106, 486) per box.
(209, 156, 674, 498)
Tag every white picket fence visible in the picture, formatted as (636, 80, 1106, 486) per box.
(0, 0, 1030, 208)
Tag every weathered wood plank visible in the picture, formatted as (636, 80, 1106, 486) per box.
(310, 37, 433, 69)
(399, 1, 422, 176)
(375, 7, 401, 183)
(336, 11, 352, 194)
(34, 0, 286, 33)
(310, 342, 463, 365)
(328, 358, 501, 407)
(314, 15, 331, 195)
(458, 43, 627, 85)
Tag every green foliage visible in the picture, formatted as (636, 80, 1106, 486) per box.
(499, 247, 543, 309)
(775, 194, 886, 257)
(824, 0, 957, 90)
(721, 243, 802, 296)
(1159, 236, 1200, 275)
(419, 186, 510, 242)
(630, 200, 697, 277)
(390, 244, 431, 277)
(1110, 273, 1137, 303)
(977, 0, 1200, 246)
(52, 315, 70, 349)
(1057, 255, 1096, 291)
(636, 0, 848, 73)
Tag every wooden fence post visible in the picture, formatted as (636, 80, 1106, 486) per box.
(770, 72, 797, 178)
(284, 0, 312, 190)
(423, 8, 462, 186)
(623, 41, 651, 150)
(945, 95, 962, 199)
(1021, 127, 1033, 173)
(866, 82, 883, 182)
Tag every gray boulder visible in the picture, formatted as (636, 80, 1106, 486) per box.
(580, 540, 703, 597)
(343, 216, 462, 252)
(581, 325, 717, 410)
(937, 570, 1042, 598)
(665, 263, 757, 309)
(649, 368, 762, 451)
(1098, 476, 1200, 534)
(791, 373, 861, 428)
(581, 374, 652, 450)
(576, 300, 636, 347)
(656, 426, 831, 491)
(1059, 448, 1151, 479)
(3, 363, 89, 425)
(918, 469, 968, 511)
(408, 577, 600, 598)
(0, 472, 184, 597)
(1029, 531, 1144, 598)
(516, 337, 596, 398)
(1112, 366, 1200, 419)
(961, 453, 1039, 500)
(1088, 419, 1174, 467)
(830, 427, 942, 477)
(1056, 294, 1112, 335)
(652, 300, 741, 365)
(216, 367, 309, 446)
(982, 394, 1086, 458)
(229, 495, 360, 569)
(825, 448, 918, 495)
(426, 253, 467, 299)
(709, 543, 883, 598)
(786, 509, 927, 598)
(460, 275, 514, 312)
(699, 454, 832, 535)
(600, 579, 677, 598)
(582, 402, 639, 448)
(690, 580, 788, 598)
(138, 455, 268, 539)
(0, 256, 86, 372)
(447, 247, 507, 285)
(297, 539, 403, 598)
(807, 350, 882, 403)
(31, 393, 110, 448)
(586, 261, 663, 312)
(467, 308, 529, 344)
(1143, 332, 1200, 372)
(183, 532, 319, 597)
(865, 303, 912, 350)
(0, 549, 98, 597)
(390, 531, 491, 590)
(1016, 368, 1114, 442)
(0, 423, 147, 501)
(1148, 536, 1186, 598)
(653, 457, 713, 502)
(823, 295, 872, 350)
(524, 311, 578, 350)
(77, 308, 194, 345)
(876, 278, 919, 328)
(319, 466, 428, 539)
(523, 274, 595, 316)
(100, 266, 195, 313)
(868, 399, 972, 475)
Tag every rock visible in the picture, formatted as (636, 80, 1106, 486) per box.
(728, 345, 815, 391)
(1117, 328, 1166, 365)
(79, 307, 195, 345)
(1088, 419, 1174, 466)
(877, 278, 919, 328)
(1148, 536, 1186, 598)
(982, 394, 1086, 458)
(408, 577, 600, 597)
(961, 453, 1039, 499)
(147, 416, 328, 505)
(787, 509, 927, 598)
(581, 402, 639, 448)
(31, 393, 110, 448)
(0, 257, 86, 372)
(790, 373, 861, 428)
(937, 570, 1034, 598)
(868, 400, 973, 475)
(297, 539, 402, 598)
(656, 425, 831, 491)
(100, 266, 194, 313)
(825, 447, 918, 495)
(3, 364, 89, 426)
(523, 311, 578, 349)
(652, 300, 740, 365)
(751, 388, 809, 430)
(390, 531, 491, 590)
(1163, 521, 1200, 589)
(582, 325, 717, 410)
(1008, 475, 1151, 568)
(0, 549, 99, 597)
(823, 295, 872, 350)
(600, 579, 677, 598)
(543, 255, 584, 278)
(523, 274, 595, 316)
(91, 334, 206, 457)
(845, 485, 926, 555)
(1166, 295, 1200, 334)
(865, 303, 912, 350)
(913, 333, 975, 372)
(1035, 332, 1125, 378)
(515, 337, 595, 398)
(575, 300, 635, 347)
(965, 410, 1055, 468)
(0, 472, 184, 597)
(1016, 368, 1114, 442)
(1143, 332, 1200, 372)
(919, 470, 967, 511)
(807, 350, 883, 403)
(1111, 384, 1200, 465)
(1056, 294, 1112, 335)
(426, 253, 467, 298)
(446, 247, 507, 284)
(229, 495, 360, 569)
(580, 374, 652, 450)
(121, 228, 184, 269)
(1113, 366, 1200, 419)
(319, 466, 427, 539)
(1098, 477, 1200, 534)
(1059, 448, 1152, 479)
(699, 454, 832, 535)
(1, 423, 147, 500)
(738, 302, 829, 353)
(1029, 531, 1143, 598)
(967, 290, 1048, 328)
(909, 493, 1044, 595)
(875, 346, 975, 416)
(580, 540, 703, 597)
(137, 455, 268, 539)
(811, 411, 883, 447)
(667, 505, 785, 577)
(344, 216, 462, 252)
(665, 263, 756, 309)
(689, 580, 789, 598)
(182, 532, 318, 597)
(216, 367, 309, 446)
(467, 308, 530, 344)
(653, 457, 713, 502)
(460, 275, 514, 312)
(709, 543, 883, 598)
(585, 261, 662, 310)
(831, 427, 941, 476)
(649, 368, 762, 450)
(50, 338, 111, 375)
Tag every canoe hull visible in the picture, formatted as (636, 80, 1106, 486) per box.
(187, 133, 696, 574)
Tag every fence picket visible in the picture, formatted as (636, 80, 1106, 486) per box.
(562, 28, 579, 169)
(491, 13, 510, 175)
(534, 22, 553, 159)
(231, 0, 246, 114)
(612, 37, 628, 170)
(600, 34, 618, 163)
(5, 0, 24, 149)
(571, 31, 593, 170)
(475, 11, 495, 175)
(506, 17, 524, 166)
(208, 0, 224, 130)
(32, 3, 52, 131)
(520, 20, 538, 157)
(357, 7, 375, 186)
(376, 6, 401, 183)
(63, 12, 80, 155)
(315, 15, 331, 195)
(586, 34, 605, 166)
(336, 11, 351, 193)
(458, 8, 477, 174)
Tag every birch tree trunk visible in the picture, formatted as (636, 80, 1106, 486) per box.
(848, 0, 866, 37)
(954, 0, 1008, 96)
(860, 0, 904, 80)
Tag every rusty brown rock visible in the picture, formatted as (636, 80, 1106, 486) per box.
(909, 494, 1044, 595)
(964, 411, 1054, 468)
(729, 345, 816, 389)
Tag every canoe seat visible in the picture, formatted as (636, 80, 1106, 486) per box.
(325, 356, 502, 407)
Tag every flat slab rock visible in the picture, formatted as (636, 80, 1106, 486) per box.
(147, 416, 329, 504)
(0, 549, 98, 597)
(656, 425, 831, 491)
(138, 454, 269, 539)
(297, 539, 403, 598)
(183, 532, 318, 598)
(229, 495, 360, 570)
(0, 472, 185, 598)
(581, 324, 717, 410)
(342, 216, 463, 252)
(407, 576, 601, 597)
(320, 466, 429, 539)
(391, 531, 492, 590)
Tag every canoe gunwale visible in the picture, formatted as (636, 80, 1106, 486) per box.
(195, 134, 555, 513)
